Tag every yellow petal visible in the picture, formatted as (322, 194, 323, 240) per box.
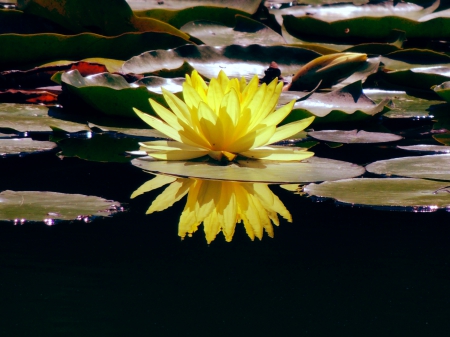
(161, 88, 191, 124)
(130, 174, 177, 199)
(206, 78, 224, 114)
(134, 108, 182, 142)
(266, 117, 315, 145)
(147, 178, 193, 214)
(260, 100, 296, 127)
(197, 101, 224, 149)
(229, 125, 276, 153)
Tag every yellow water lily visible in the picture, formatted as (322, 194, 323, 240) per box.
(131, 174, 292, 243)
(133, 70, 315, 162)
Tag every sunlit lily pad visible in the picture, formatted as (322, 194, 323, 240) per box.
(0, 103, 89, 132)
(282, 81, 389, 125)
(0, 32, 192, 71)
(131, 156, 365, 183)
(397, 144, 450, 153)
(61, 70, 185, 117)
(304, 178, 450, 210)
(121, 44, 321, 79)
(308, 130, 402, 143)
(128, 0, 261, 13)
(366, 154, 450, 181)
(0, 138, 56, 156)
(181, 15, 285, 46)
(0, 190, 122, 222)
(432, 81, 450, 102)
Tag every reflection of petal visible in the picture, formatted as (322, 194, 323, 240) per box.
(133, 174, 292, 243)
(130, 174, 176, 199)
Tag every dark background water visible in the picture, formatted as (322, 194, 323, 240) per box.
(1, 137, 450, 337)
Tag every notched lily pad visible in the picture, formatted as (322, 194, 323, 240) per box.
(0, 138, 56, 156)
(304, 178, 450, 211)
(282, 81, 389, 124)
(0, 190, 122, 223)
(366, 154, 450, 181)
(308, 129, 402, 144)
(131, 156, 365, 183)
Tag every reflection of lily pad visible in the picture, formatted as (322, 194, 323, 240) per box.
(0, 138, 56, 156)
(304, 178, 450, 210)
(131, 156, 365, 183)
(56, 133, 139, 163)
(122, 44, 321, 79)
(308, 130, 402, 143)
(282, 81, 389, 124)
(0, 103, 89, 132)
(0, 190, 122, 222)
(366, 154, 450, 181)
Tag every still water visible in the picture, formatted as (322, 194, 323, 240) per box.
(1, 136, 449, 336)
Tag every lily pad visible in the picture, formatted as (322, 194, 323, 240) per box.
(282, 81, 389, 125)
(433, 133, 450, 145)
(0, 32, 192, 71)
(131, 156, 365, 183)
(0, 190, 122, 222)
(181, 15, 285, 46)
(303, 178, 450, 210)
(433, 81, 450, 102)
(308, 130, 402, 143)
(61, 70, 185, 118)
(0, 103, 90, 132)
(366, 154, 450, 181)
(397, 144, 450, 153)
(121, 44, 321, 79)
(128, 0, 262, 13)
(0, 138, 56, 156)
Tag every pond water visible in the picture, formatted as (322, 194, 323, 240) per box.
(1, 118, 449, 336)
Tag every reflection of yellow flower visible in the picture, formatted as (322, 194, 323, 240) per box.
(131, 174, 292, 243)
(133, 70, 314, 162)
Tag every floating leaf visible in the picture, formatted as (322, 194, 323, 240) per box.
(308, 130, 402, 143)
(0, 103, 89, 132)
(304, 178, 450, 210)
(128, 0, 262, 13)
(0, 89, 58, 104)
(432, 81, 450, 102)
(61, 70, 185, 117)
(0, 138, 56, 156)
(121, 44, 321, 79)
(17, 0, 188, 38)
(135, 6, 251, 28)
(381, 49, 450, 70)
(397, 144, 450, 153)
(0, 32, 192, 71)
(131, 156, 365, 183)
(366, 154, 450, 181)
(433, 133, 450, 145)
(282, 81, 389, 125)
(0, 190, 122, 222)
(181, 15, 285, 46)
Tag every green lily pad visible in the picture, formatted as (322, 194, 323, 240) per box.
(433, 133, 450, 145)
(0, 103, 90, 132)
(128, 0, 262, 13)
(303, 178, 450, 210)
(17, 0, 188, 38)
(397, 144, 450, 153)
(381, 49, 450, 70)
(366, 154, 450, 181)
(181, 15, 285, 46)
(0, 190, 122, 222)
(131, 156, 365, 183)
(0, 32, 192, 71)
(61, 70, 185, 118)
(55, 133, 139, 163)
(135, 6, 251, 29)
(282, 81, 389, 125)
(121, 44, 321, 79)
(365, 89, 442, 119)
(0, 138, 56, 155)
(282, 15, 450, 43)
(433, 81, 450, 102)
(308, 130, 402, 143)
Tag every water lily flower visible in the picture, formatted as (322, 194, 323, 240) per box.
(131, 174, 292, 243)
(133, 70, 314, 162)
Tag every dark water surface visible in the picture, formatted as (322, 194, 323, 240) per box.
(1, 142, 450, 336)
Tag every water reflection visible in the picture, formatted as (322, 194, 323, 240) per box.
(132, 174, 292, 243)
